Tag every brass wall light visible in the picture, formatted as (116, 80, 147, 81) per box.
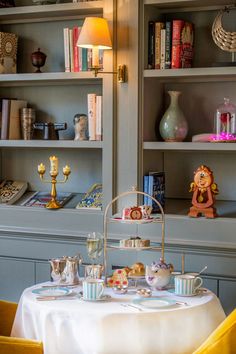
(77, 17, 127, 83)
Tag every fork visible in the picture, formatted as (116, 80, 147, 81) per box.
(120, 303, 144, 311)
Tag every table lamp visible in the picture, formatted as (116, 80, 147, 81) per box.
(77, 17, 126, 82)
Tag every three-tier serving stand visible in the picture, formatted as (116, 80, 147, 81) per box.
(103, 189, 166, 283)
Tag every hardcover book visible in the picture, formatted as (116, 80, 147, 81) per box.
(1, 99, 27, 140)
(0, 32, 18, 74)
(76, 183, 102, 210)
(154, 22, 164, 69)
(87, 93, 96, 140)
(143, 172, 165, 213)
(165, 21, 172, 69)
(21, 191, 73, 208)
(148, 21, 155, 69)
(171, 20, 185, 69)
(0, 180, 27, 205)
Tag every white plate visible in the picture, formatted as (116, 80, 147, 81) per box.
(109, 217, 161, 224)
(109, 245, 161, 251)
(32, 287, 71, 297)
(81, 294, 111, 302)
(133, 297, 176, 309)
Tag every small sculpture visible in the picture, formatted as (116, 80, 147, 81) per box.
(188, 165, 219, 218)
(31, 48, 47, 73)
(33, 122, 67, 140)
(73, 114, 88, 141)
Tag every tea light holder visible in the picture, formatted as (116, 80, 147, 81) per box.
(37, 156, 71, 209)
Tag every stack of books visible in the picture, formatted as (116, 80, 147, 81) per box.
(148, 20, 194, 70)
(1, 98, 27, 140)
(63, 26, 103, 73)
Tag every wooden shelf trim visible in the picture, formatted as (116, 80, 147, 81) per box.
(144, 67, 236, 82)
(143, 142, 236, 151)
(0, 140, 103, 149)
(0, 1, 104, 24)
(0, 72, 102, 87)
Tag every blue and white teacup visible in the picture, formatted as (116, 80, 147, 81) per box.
(83, 278, 104, 300)
(175, 274, 203, 296)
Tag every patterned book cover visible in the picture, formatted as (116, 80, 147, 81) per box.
(171, 20, 185, 69)
(76, 183, 102, 210)
(181, 22, 194, 68)
(154, 22, 164, 69)
(165, 21, 172, 69)
(147, 172, 165, 213)
(21, 191, 73, 208)
(0, 180, 27, 204)
(0, 32, 18, 74)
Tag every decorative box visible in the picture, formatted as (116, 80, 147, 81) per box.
(0, 32, 18, 74)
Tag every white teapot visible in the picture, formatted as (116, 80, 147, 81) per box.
(145, 258, 173, 290)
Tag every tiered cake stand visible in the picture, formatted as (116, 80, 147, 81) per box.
(103, 189, 166, 283)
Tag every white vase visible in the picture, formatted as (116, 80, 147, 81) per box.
(159, 91, 188, 142)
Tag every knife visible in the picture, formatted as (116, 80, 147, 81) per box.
(36, 295, 78, 301)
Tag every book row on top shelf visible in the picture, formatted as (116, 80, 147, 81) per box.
(144, 1, 236, 70)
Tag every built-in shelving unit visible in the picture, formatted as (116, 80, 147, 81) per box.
(0, 2, 103, 24)
(0, 140, 103, 149)
(140, 0, 236, 252)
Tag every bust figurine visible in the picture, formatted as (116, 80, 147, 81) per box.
(73, 114, 88, 141)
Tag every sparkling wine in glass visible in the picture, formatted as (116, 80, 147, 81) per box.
(87, 232, 103, 264)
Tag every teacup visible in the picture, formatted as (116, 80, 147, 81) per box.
(175, 274, 203, 296)
(82, 278, 104, 301)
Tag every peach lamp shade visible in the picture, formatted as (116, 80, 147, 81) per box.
(77, 17, 112, 67)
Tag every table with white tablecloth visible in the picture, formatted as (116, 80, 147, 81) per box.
(11, 282, 225, 354)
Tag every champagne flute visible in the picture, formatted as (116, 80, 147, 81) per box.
(86, 232, 103, 265)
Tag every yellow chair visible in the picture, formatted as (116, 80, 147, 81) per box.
(0, 300, 43, 354)
(193, 308, 236, 354)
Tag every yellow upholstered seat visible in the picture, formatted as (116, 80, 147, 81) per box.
(0, 300, 43, 354)
(193, 308, 236, 354)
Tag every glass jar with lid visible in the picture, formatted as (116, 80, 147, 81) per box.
(215, 97, 236, 141)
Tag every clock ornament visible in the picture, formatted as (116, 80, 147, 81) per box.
(129, 206, 143, 220)
(188, 165, 219, 218)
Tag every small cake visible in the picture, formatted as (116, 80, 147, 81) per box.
(107, 269, 128, 288)
(128, 262, 145, 276)
(119, 237, 150, 248)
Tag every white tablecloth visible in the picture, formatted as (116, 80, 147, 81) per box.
(11, 282, 225, 354)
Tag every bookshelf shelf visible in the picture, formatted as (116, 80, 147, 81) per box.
(144, 0, 232, 10)
(0, 140, 103, 149)
(0, 1, 104, 24)
(0, 72, 102, 87)
(143, 67, 236, 83)
(143, 142, 236, 151)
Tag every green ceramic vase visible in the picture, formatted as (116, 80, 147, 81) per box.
(159, 91, 188, 142)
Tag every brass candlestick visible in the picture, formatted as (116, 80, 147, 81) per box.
(37, 156, 71, 209)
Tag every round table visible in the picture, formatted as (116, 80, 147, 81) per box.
(11, 282, 225, 354)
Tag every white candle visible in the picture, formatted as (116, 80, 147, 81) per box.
(50, 156, 58, 175)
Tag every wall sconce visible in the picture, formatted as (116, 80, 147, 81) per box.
(77, 17, 127, 83)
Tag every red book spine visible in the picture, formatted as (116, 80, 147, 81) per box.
(73, 26, 79, 72)
(181, 22, 194, 68)
(171, 20, 185, 69)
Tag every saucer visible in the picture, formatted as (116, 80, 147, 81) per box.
(168, 288, 200, 297)
(81, 294, 111, 302)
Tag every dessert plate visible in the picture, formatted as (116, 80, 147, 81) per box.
(133, 297, 177, 309)
(81, 294, 111, 302)
(32, 287, 71, 297)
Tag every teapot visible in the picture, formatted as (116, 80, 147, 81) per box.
(145, 258, 173, 290)
(49, 256, 67, 282)
(61, 254, 83, 285)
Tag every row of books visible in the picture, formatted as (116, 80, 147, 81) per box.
(148, 20, 194, 70)
(0, 98, 27, 140)
(63, 26, 103, 73)
(143, 172, 165, 213)
(87, 93, 102, 141)
(0, 179, 102, 210)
